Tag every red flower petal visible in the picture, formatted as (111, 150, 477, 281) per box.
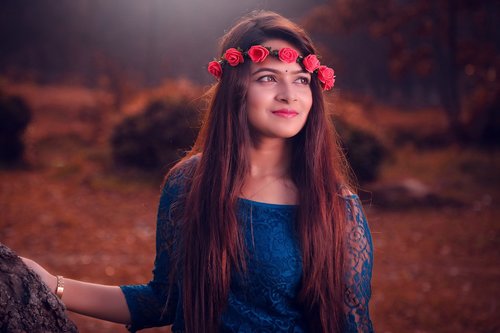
(224, 48, 244, 67)
(248, 45, 270, 63)
(208, 61, 222, 79)
(278, 47, 299, 63)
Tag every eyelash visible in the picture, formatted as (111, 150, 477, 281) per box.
(257, 75, 310, 85)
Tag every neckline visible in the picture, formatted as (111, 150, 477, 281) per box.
(237, 197, 298, 208)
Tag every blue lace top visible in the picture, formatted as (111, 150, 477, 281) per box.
(120, 158, 374, 332)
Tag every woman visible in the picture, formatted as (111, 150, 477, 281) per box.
(23, 10, 374, 333)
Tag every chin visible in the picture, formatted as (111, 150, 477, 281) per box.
(271, 130, 302, 139)
(251, 125, 305, 141)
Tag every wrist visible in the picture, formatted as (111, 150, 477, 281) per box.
(55, 275, 64, 299)
(49, 274, 57, 296)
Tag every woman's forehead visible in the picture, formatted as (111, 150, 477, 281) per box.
(250, 57, 304, 73)
(260, 39, 300, 54)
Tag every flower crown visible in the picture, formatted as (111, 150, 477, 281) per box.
(207, 45, 335, 91)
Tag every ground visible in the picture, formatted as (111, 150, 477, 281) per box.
(1, 82, 498, 332)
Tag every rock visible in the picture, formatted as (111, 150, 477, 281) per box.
(0, 243, 78, 333)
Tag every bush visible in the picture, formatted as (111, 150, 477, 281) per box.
(464, 86, 500, 146)
(334, 116, 387, 183)
(111, 98, 200, 170)
(0, 93, 32, 164)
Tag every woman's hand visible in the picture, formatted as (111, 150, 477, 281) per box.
(20, 257, 57, 294)
(20, 257, 131, 323)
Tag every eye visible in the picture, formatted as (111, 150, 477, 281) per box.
(257, 75, 276, 83)
(296, 76, 310, 85)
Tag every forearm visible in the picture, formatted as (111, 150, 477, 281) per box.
(58, 277, 131, 324)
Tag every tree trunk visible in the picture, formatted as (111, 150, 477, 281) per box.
(0, 243, 78, 333)
(432, 0, 467, 142)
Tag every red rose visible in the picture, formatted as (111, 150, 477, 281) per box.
(317, 65, 335, 90)
(278, 47, 299, 63)
(224, 48, 244, 66)
(247, 45, 270, 63)
(302, 54, 320, 73)
(208, 61, 222, 79)
(321, 77, 335, 91)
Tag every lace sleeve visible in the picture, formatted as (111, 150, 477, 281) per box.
(343, 194, 374, 333)
(119, 157, 196, 332)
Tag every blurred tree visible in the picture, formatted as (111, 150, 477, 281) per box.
(111, 97, 200, 170)
(334, 116, 388, 183)
(303, 0, 499, 143)
(0, 92, 32, 165)
(92, 51, 134, 112)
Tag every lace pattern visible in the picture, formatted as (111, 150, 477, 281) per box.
(221, 199, 306, 332)
(343, 194, 374, 332)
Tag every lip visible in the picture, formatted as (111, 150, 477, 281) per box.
(271, 109, 299, 118)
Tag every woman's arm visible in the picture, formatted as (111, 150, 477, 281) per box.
(343, 194, 374, 333)
(60, 278, 130, 323)
(22, 257, 131, 324)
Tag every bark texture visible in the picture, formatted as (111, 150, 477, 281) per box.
(0, 243, 78, 333)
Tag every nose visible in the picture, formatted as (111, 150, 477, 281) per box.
(275, 82, 298, 103)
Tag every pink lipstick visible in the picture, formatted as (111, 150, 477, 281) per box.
(271, 109, 299, 118)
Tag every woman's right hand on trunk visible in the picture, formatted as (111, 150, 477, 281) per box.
(20, 257, 57, 294)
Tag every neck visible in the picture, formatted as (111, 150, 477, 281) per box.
(248, 138, 292, 178)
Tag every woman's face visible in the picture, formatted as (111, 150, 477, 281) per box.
(246, 39, 313, 142)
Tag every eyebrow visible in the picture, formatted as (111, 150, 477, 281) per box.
(251, 67, 308, 76)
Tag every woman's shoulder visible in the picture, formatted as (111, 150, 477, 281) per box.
(169, 153, 201, 176)
(337, 184, 359, 201)
(162, 153, 201, 191)
(337, 185, 368, 225)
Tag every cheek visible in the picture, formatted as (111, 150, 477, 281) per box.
(246, 87, 273, 114)
(245, 87, 259, 109)
(302, 91, 313, 114)
(245, 92, 265, 127)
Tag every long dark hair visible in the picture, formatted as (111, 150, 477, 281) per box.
(168, 10, 351, 333)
